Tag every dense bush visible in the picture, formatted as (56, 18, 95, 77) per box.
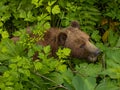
(0, 0, 120, 90)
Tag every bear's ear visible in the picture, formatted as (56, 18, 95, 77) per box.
(71, 21, 80, 29)
(58, 32, 67, 46)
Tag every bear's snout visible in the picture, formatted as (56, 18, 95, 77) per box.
(87, 49, 100, 62)
(94, 49, 100, 56)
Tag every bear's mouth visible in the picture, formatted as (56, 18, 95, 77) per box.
(88, 54, 98, 62)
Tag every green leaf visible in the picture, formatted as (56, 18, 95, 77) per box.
(95, 79, 119, 90)
(5, 87, 14, 90)
(57, 64, 67, 72)
(91, 30, 101, 42)
(63, 48, 71, 56)
(43, 45, 51, 54)
(72, 76, 96, 90)
(19, 10, 26, 18)
(6, 82, 14, 86)
(32, 0, 43, 7)
(46, 6, 51, 13)
(48, 1, 56, 6)
(56, 48, 71, 59)
(62, 69, 74, 84)
(116, 37, 120, 47)
(72, 76, 83, 90)
(108, 30, 118, 47)
(3, 71, 10, 78)
(76, 63, 102, 77)
(43, 22, 50, 29)
(34, 62, 43, 70)
(9, 64, 17, 70)
(50, 72, 63, 85)
(27, 11, 33, 18)
(1, 31, 9, 39)
(24, 69, 30, 77)
(0, 21, 3, 27)
(52, 5, 60, 14)
(28, 49, 35, 57)
(31, 0, 39, 4)
(1, 46, 7, 53)
(0, 66, 8, 73)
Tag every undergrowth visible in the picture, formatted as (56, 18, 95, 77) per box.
(0, 0, 120, 90)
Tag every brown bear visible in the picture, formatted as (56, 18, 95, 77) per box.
(11, 21, 100, 62)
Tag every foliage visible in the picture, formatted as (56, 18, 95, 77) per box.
(0, 0, 120, 90)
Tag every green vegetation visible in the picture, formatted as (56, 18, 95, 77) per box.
(0, 0, 120, 90)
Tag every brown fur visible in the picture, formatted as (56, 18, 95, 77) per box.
(11, 21, 100, 62)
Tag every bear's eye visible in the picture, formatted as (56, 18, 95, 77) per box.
(80, 43, 85, 48)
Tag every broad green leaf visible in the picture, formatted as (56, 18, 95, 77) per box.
(105, 48, 120, 65)
(72, 76, 96, 90)
(52, 5, 60, 14)
(95, 80, 119, 90)
(64, 80, 74, 90)
(76, 63, 102, 77)
(72, 76, 83, 90)
(84, 77, 97, 90)
(62, 69, 74, 84)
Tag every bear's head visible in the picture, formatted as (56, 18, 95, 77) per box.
(57, 21, 100, 62)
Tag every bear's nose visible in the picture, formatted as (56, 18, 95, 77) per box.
(95, 49, 100, 56)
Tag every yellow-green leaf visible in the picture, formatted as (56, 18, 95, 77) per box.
(0, 21, 3, 27)
(46, 6, 51, 13)
(52, 5, 60, 14)
(57, 65, 67, 72)
(34, 62, 43, 70)
(102, 30, 109, 43)
(2, 31, 9, 38)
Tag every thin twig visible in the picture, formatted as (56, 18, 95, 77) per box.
(48, 84, 68, 90)
(33, 71, 57, 84)
(32, 71, 68, 90)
